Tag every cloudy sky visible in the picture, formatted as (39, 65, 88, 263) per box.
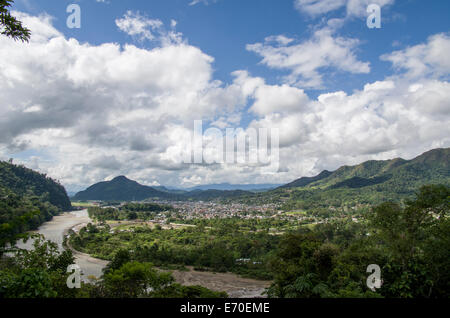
(1, 0, 449, 192)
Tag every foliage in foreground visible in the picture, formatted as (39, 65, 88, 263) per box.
(267, 185, 449, 298)
(0, 236, 227, 298)
(0, 0, 30, 42)
(0, 237, 77, 298)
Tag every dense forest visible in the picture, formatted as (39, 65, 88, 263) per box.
(267, 185, 450, 298)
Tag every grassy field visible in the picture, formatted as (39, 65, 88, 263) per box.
(284, 210, 307, 216)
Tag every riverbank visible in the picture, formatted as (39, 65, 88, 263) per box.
(16, 209, 109, 280)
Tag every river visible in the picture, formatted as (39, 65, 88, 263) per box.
(16, 209, 108, 281)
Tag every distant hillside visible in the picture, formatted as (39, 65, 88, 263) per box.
(185, 189, 250, 200)
(284, 148, 449, 190)
(0, 161, 71, 210)
(280, 170, 332, 188)
(276, 148, 450, 209)
(186, 183, 282, 192)
(73, 176, 174, 201)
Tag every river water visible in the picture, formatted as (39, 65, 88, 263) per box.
(16, 209, 108, 281)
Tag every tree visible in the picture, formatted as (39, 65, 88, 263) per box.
(0, 268, 57, 298)
(103, 248, 131, 274)
(267, 232, 321, 297)
(102, 262, 173, 298)
(152, 284, 228, 298)
(128, 211, 138, 220)
(0, 0, 30, 42)
(370, 185, 449, 266)
(369, 184, 450, 298)
(0, 236, 78, 298)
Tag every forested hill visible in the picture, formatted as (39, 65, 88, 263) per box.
(73, 176, 250, 201)
(0, 161, 72, 250)
(73, 176, 174, 201)
(0, 161, 71, 210)
(280, 170, 332, 188)
(270, 147, 450, 209)
(283, 148, 449, 190)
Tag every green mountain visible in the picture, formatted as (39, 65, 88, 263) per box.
(277, 148, 450, 209)
(72, 176, 173, 201)
(280, 170, 332, 188)
(0, 161, 71, 210)
(0, 161, 72, 248)
(73, 176, 251, 202)
(285, 148, 449, 190)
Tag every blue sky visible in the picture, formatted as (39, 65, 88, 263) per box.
(13, 0, 450, 93)
(2, 0, 449, 190)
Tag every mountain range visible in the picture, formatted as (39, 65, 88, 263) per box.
(72, 148, 450, 205)
(184, 183, 282, 192)
(282, 148, 449, 190)
(270, 147, 450, 209)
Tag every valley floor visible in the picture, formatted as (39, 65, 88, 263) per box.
(21, 209, 271, 298)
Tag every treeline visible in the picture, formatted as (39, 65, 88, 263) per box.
(172, 217, 308, 233)
(122, 203, 174, 212)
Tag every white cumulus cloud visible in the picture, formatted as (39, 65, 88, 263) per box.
(247, 27, 370, 88)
